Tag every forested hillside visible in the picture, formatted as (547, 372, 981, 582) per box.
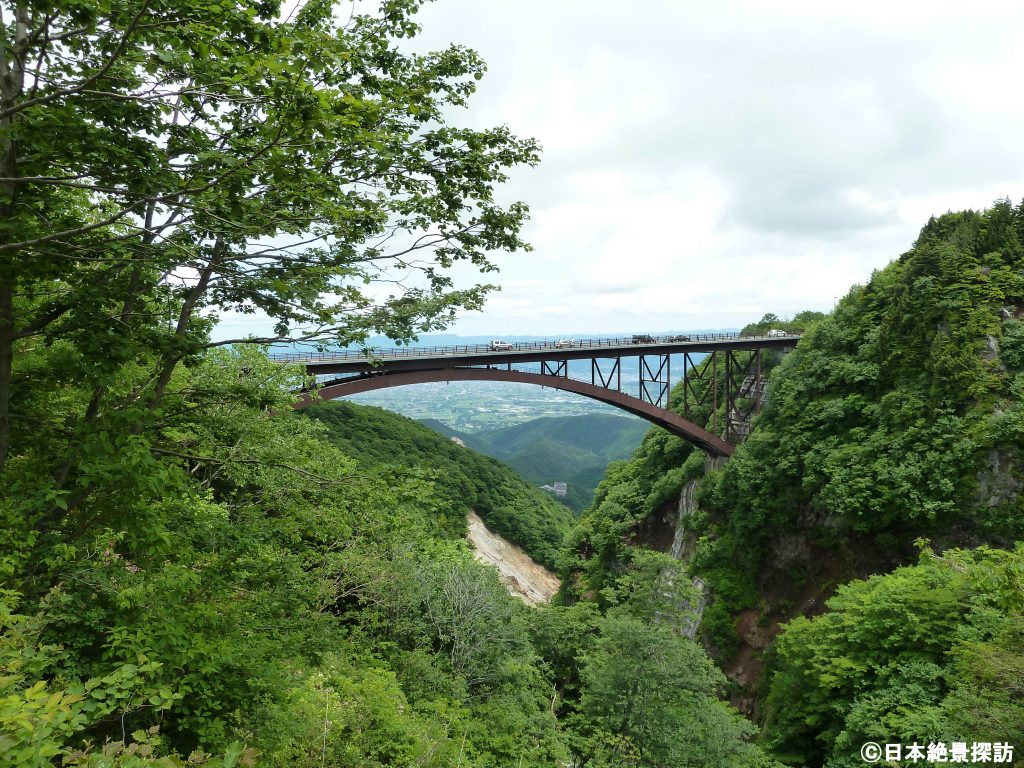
(0, 0, 786, 763)
(420, 413, 649, 512)
(560, 200, 1024, 766)
(305, 402, 573, 569)
(2, 351, 573, 765)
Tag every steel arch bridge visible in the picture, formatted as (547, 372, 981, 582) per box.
(274, 332, 800, 458)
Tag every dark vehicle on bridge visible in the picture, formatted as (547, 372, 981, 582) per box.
(666, 334, 691, 342)
(631, 334, 654, 344)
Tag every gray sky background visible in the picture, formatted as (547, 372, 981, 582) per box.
(221, 0, 1024, 339)
(412, 0, 1024, 335)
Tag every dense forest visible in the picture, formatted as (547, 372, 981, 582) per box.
(304, 402, 574, 569)
(561, 200, 1024, 766)
(3, 0, 1023, 765)
(0, 0, 777, 764)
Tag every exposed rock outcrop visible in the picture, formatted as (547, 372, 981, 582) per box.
(466, 511, 560, 605)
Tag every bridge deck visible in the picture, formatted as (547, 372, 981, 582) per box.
(281, 332, 803, 457)
(271, 332, 800, 375)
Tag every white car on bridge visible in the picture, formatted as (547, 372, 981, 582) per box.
(488, 340, 514, 351)
(553, 339, 575, 348)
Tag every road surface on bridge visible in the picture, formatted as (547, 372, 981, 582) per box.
(270, 331, 801, 375)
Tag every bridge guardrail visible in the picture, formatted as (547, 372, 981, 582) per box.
(267, 332, 799, 364)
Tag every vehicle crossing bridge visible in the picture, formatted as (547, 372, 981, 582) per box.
(273, 332, 801, 457)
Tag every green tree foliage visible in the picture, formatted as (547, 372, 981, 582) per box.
(573, 612, 779, 768)
(2, 348, 570, 764)
(762, 545, 1024, 767)
(741, 311, 826, 336)
(0, 0, 584, 762)
(558, 200, 1024, 766)
(535, 541, 779, 767)
(680, 200, 1024, 652)
(718, 199, 1024, 542)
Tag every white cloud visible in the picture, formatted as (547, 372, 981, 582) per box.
(406, 1, 1024, 335)
(215, 1, 1024, 341)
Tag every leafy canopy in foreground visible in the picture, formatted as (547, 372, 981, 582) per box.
(0, 1, 577, 763)
(1, 348, 569, 766)
(0, 0, 539, 473)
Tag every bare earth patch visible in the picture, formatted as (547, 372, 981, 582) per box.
(466, 511, 560, 605)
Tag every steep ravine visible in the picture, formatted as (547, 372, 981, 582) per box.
(668, 478, 707, 639)
(667, 462, 864, 706)
(667, 456, 730, 637)
(664, 456, 813, 711)
(466, 510, 560, 605)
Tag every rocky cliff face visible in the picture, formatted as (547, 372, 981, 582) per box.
(466, 511, 560, 605)
(663, 457, 728, 640)
(669, 480, 697, 561)
(666, 480, 706, 640)
(976, 447, 1022, 514)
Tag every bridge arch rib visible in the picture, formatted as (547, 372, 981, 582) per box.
(295, 368, 735, 457)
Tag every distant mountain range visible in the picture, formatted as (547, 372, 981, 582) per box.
(420, 413, 650, 512)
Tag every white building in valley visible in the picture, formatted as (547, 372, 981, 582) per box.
(540, 482, 568, 497)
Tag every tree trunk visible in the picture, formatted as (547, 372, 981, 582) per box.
(0, 279, 12, 474)
(0, 2, 28, 475)
(147, 241, 223, 411)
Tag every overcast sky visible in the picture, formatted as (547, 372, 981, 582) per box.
(221, 0, 1024, 340)
(408, 0, 1024, 335)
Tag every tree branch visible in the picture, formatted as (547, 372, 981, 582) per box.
(0, 1, 151, 121)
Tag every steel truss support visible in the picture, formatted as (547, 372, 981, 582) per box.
(682, 351, 717, 429)
(541, 359, 568, 378)
(640, 353, 670, 408)
(591, 357, 621, 390)
(680, 349, 765, 442)
(724, 349, 760, 443)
